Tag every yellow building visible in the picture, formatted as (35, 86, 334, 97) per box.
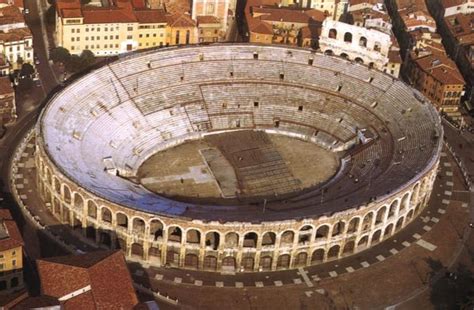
(55, 0, 197, 56)
(0, 209, 24, 295)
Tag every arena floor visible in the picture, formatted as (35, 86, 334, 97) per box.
(136, 131, 339, 204)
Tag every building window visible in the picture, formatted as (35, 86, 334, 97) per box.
(127, 35, 132, 39)
(127, 26, 133, 31)
(11, 277, 18, 288)
(186, 30, 190, 45)
(175, 30, 180, 44)
(0, 281, 6, 291)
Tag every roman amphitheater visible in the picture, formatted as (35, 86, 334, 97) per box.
(34, 44, 443, 272)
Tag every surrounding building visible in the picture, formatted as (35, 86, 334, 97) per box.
(0, 209, 24, 295)
(0, 5, 33, 70)
(35, 251, 139, 309)
(348, 1, 393, 34)
(441, 0, 474, 17)
(319, 19, 391, 70)
(191, 0, 235, 36)
(197, 15, 221, 42)
(0, 76, 15, 124)
(55, 0, 198, 56)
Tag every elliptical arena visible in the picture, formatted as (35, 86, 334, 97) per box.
(33, 44, 443, 273)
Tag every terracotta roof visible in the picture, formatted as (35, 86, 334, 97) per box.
(0, 0, 24, 9)
(252, 6, 324, 24)
(445, 13, 474, 45)
(441, 0, 466, 8)
(82, 7, 137, 23)
(414, 52, 465, 84)
(0, 5, 24, 25)
(167, 13, 195, 27)
(197, 15, 220, 25)
(300, 25, 319, 38)
(0, 208, 23, 252)
(37, 250, 139, 310)
(60, 8, 82, 18)
(248, 18, 272, 34)
(388, 50, 402, 63)
(134, 9, 167, 23)
(0, 27, 32, 42)
(12, 295, 60, 309)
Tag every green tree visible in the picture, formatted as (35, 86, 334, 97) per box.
(50, 47, 70, 64)
(20, 63, 35, 78)
(65, 54, 82, 73)
(80, 50, 96, 68)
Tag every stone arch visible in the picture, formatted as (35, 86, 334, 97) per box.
(406, 209, 414, 222)
(374, 41, 382, 52)
(344, 32, 352, 43)
(388, 199, 399, 218)
(186, 229, 201, 244)
(329, 28, 337, 39)
(224, 232, 239, 248)
(324, 49, 334, 56)
(375, 206, 387, 225)
(168, 226, 182, 243)
(150, 219, 164, 240)
(62, 184, 72, 204)
(242, 256, 255, 271)
(184, 253, 199, 269)
(400, 192, 410, 212)
(327, 245, 340, 260)
(46, 168, 52, 185)
(315, 225, 330, 240)
(342, 240, 355, 255)
(298, 225, 313, 244)
(53, 177, 61, 194)
(371, 229, 382, 244)
(101, 207, 112, 223)
(294, 252, 308, 267)
(117, 238, 127, 252)
(395, 216, 404, 231)
(340, 52, 349, 59)
(222, 256, 236, 271)
(131, 243, 144, 259)
(87, 200, 97, 218)
(148, 246, 161, 263)
(359, 36, 367, 47)
(166, 249, 179, 266)
(259, 256, 272, 271)
(332, 221, 345, 237)
(243, 232, 258, 248)
(354, 57, 364, 64)
(205, 231, 220, 250)
(132, 217, 146, 234)
(410, 183, 420, 206)
(86, 226, 96, 240)
(116, 212, 128, 229)
(203, 255, 217, 271)
(73, 192, 84, 210)
(99, 230, 111, 247)
(311, 248, 324, 263)
(53, 197, 61, 216)
(383, 223, 394, 238)
(62, 206, 70, 224)
(277, 254, 290, 269)
(262, 231, 276, 246)
(72, 216, 82, 233)
(357, 235, 369, 248)
(280, 230, 295, 246)
(362, 212, 374, 231)
(347, 217, 360, 234)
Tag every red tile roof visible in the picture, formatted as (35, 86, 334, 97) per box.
(0, 5, 25, 25)
(413, 51, 465, 84)
(445, 13, 474, 45)
(197, 15, 221, 25)
(167, 13, 196, 27)
(0, 208, 23, 252)
(134, 9, 167, 23)
(37, 250, 139, 310)
(0, 27, 32, 42)
(0, 0, 24, 9)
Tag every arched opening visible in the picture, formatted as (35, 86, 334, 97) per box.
(415, 202, 422, 214)
(87, 201, 97, 218)
(298, 225, 313, 244)
(324, 50, 334, 56)
(311, 249, 324, 263)
(73, 193, 84, 210)
(168, 227, 182, 243)
(357, 235, 369, 249)
(411, 183, 419, 206)
(243, 232, 258, 248)
(280, 230, 294, 246)
(262, 232, 276, 247)
(344, 32, 352, 43)
(327, 245, 340, 260)
(401, 192, 410, 212)
(86, 226, 96, 240)
(54, 178, 61, 194)
(46, 169, 52, 185)
(332, 221, 345, 237)
(132, 218, 145, 235)
(222, 256, 236, 271)
(383, 224, 394, 238)
(117, 238, 127, 252)
(315, 225, 330, 240)
(62, 207, 70, 224)
(101, 208, 112, 224)
(259, 256, 272, 271)
(205, 231, 220, 250)
(375, 206, 387, 225)
(359, 36, 367, 47)
(371, 230, 382, 245)
(131, 243, 144, 259)
(294, 252, 308, 267)
(150, 219, 164, 240)
(186, 229, 201, 244)
(53, 198, 60, 216)
(340, 52, 349, 59)
(342, 240, 355, 255)
(347, 217, 360, 234)
(389, 200, 398, 218)
(224, 232, 239, 248)
(242, 256, 254, 271)
(99, 231, 112, 248)
(203, 255, 217, 271)
(148, 246, 161, 263)
(72, 217, 82, 233)
(184, 253, 199, 269)
(362, 212, 373, 231)
(374, 41, 381, 52)
(277, 254, 290, 269)
(354, 57, 363, 64)
(166, 249, 179, 266)
(406, 209, 414, 222)
(116, 212, 128, 229)
(328, 28, 337, 39)
(63, 185, 72, 204)
(395, 217, 404, 231)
